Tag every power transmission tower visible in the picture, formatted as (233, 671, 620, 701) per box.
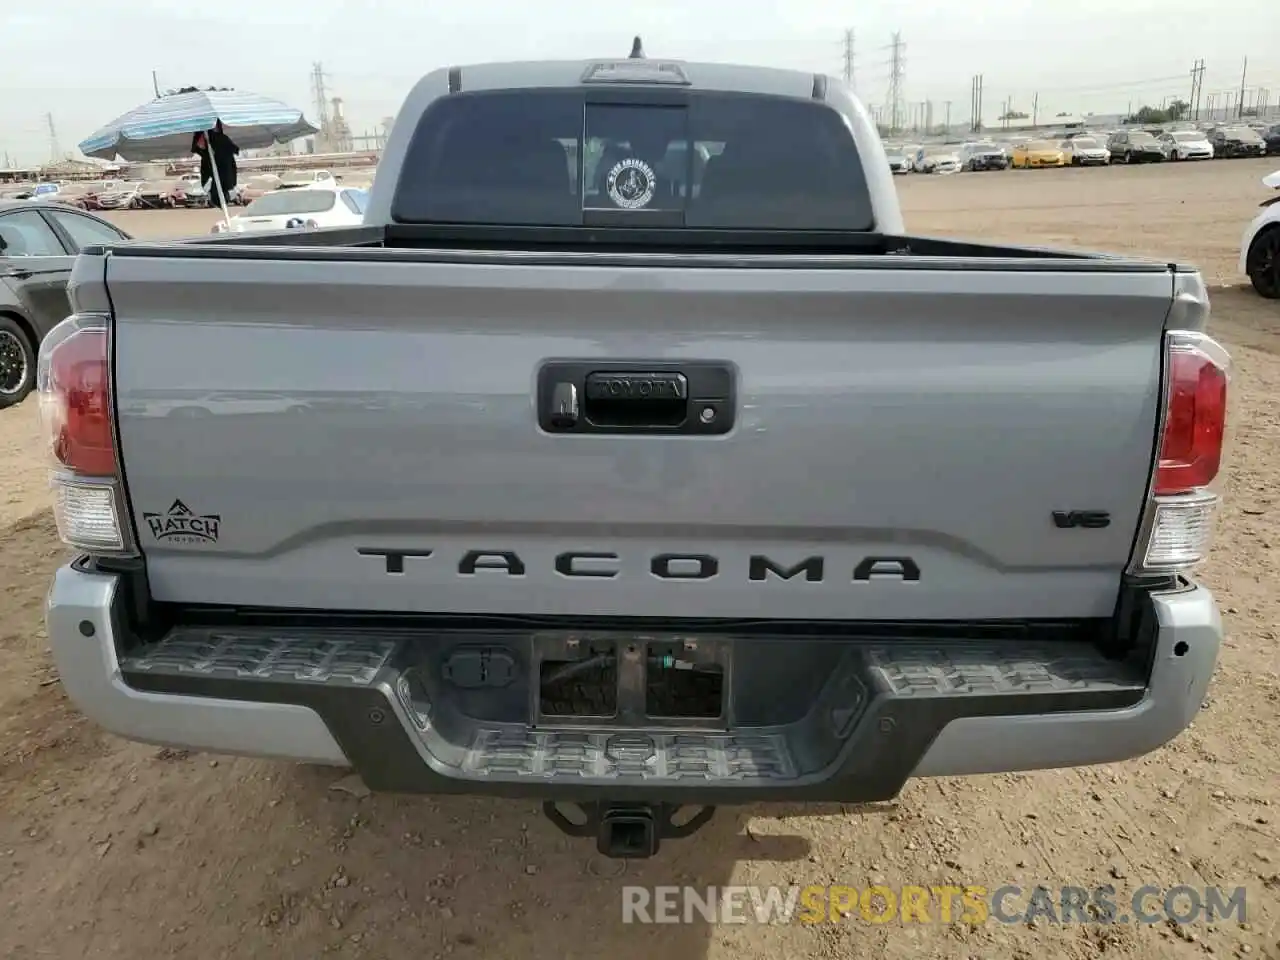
(1237, 56, 1248, 118)
(46, 113, 60, 163)
(970, 74, 984, 132)
(1189, 59, 1205, 120)
(885, 32, 905, 133)
(310, 62, 332, 148)
(841, 28, 855, 89)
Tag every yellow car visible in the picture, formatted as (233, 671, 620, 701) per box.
(1010, 140, 1067, 168)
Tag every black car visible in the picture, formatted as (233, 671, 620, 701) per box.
(1106, 130, 1165, 163)
(1264, 124, 1280, 157)
(0, 200, 132, 408)
(1208, 125, 1267, 159)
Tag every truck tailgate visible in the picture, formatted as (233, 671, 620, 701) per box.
(106, 252, 1171, 621)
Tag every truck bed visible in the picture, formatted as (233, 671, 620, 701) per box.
(88, 236, 1175, 622)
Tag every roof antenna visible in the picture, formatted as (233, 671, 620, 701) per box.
(629, 36, 645, 59)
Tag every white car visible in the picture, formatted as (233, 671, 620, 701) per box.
(1060, 137, 1111, 166)
(885, 150, 912, 174)
(28, 182, 63, 201)
(1159, 131, 1214, 161)
(1240, 169, 1280, 299)
(277, 169, 338, 190)
(914, 149, 961, 174)
(94, 182, 143, 210)
(210, 185, 368, 234)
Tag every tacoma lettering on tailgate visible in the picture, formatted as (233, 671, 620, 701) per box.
(356, 549, 921, 582)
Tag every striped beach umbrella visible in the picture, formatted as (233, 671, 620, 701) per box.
(78, 88, 317, 162)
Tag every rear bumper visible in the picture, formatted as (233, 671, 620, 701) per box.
(47, 564, 1222, 802)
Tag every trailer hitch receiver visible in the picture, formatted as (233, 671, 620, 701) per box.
(542, 801, 716, 859)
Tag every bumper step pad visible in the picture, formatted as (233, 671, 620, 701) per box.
(120, 625, 1146, 799)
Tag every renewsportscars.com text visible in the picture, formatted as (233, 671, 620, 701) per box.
(621, 884, 1249, 926)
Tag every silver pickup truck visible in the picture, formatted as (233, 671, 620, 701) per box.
(40, 48, 1229, 859)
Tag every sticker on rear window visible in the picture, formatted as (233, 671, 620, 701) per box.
(606, 158, 656, 209)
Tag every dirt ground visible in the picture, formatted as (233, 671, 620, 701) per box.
(1, 158, 1278, 959)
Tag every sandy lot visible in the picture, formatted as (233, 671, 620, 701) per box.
(1, 159, 1278, 959)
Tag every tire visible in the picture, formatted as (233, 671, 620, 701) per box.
(1246, 227, 1280, 300)
(0, 315, 36, 410)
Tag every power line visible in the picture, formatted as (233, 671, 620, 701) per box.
(841, 28, 855, 89)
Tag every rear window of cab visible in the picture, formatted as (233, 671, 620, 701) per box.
(391, 89, 874, 231)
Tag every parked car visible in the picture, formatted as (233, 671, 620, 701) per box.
(77, 180, 123, 211)
(913, 147, 961, 174)
(1158, 130, 1214, 161)
(1208, 126, 1266, 159)
(1060, 137, 1110, 166)
(47, 183, 94, 209)
(278, 169, 338, 190)
(233, 174, 283, 205)
(27, 183, 63, 201)
(210, 185, 369, 234)
(0, 199, 131, 406)
(1009, 140, 1066, 168)
(1240, 169, 1280, 298)
(94, 182, 143, 211)
(180, 175, 209, 208)
(885, 148, 912, 174)
(1263, 125, 1280, 156)
(135, 179, 187, 209)
(38, 52, 1228, 862)
(1106, 130, 1165, 164)
(960, 143, 1008, 171)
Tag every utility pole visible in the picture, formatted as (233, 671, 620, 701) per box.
(1237, 56, 1248, 118)
(1190, 59, 1205, 120)
(1032, 92, 1039, 127)
(841, 28, 855, 89)
(944, 100, 952, 134)
(46, 113, 59, 164)
(152, 70, 161, 98)
(885, 31, 905, 134)
(970, 74, 984, 132)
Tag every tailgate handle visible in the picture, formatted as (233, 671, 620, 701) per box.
(538, 361, 735, 436)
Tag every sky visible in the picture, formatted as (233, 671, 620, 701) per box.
(2, 0, 1276, 166)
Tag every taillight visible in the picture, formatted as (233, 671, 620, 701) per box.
(36, 314, 134, 555)
(1154, 335, 1228, 495)
(1131, 330, 1230, 575)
